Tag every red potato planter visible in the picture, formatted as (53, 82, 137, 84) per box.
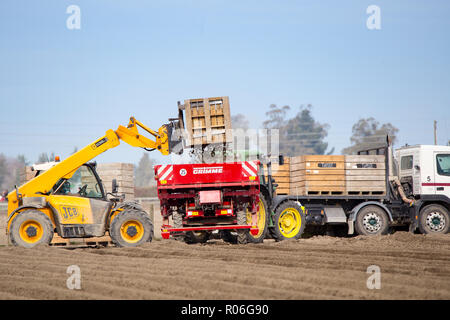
(155, 161, 263, 244)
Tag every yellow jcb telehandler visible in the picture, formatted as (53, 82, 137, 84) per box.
(6, 117, 180, 248)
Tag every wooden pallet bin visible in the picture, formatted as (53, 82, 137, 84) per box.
(182, 96, 232, 147)
(51, 232, 113, 247)
(290, 155, 346, 195)
(345, 155, 386, 195)
(267, 157, 290, 195)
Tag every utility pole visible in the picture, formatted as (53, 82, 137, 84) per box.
(434, 120, 437, 145)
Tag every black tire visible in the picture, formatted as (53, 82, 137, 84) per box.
(172, 211, 185, 241)
(185, 231, 210, 244)
(9, 209, 54, 248)
(110, 209, 153, 247)
(219, 230, 237, 244)
(355, 205, 390, 236)
(271, 201, 306, 241)
(418, 204, 449, 234)
(236, 210, 248, 244)
(246, 195, 269, 243)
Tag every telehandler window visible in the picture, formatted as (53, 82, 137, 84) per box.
(436, 154, 450, 176)
(53, 166, 103, 198)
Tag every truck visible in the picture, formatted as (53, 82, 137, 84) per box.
(155, 160, 273, 244)
(265, 142, 450, 240)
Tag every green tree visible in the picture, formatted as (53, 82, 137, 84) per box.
(262, 104, 290, 129)
(0, 154, 7, 189)
(231, 114, 250, 131)
(14, 154, 28, 186)
(37, 152, 55, 164)
(283, 105, 334, 155)
(262, 104, 333, 156)
(342, 117, 399, 154)
(134, 153, 155, 187)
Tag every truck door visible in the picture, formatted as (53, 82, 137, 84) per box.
(434, 152, 450, 198)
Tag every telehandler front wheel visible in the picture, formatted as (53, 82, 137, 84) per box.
(110, 209, 153, 247)
(9, 209, 54, 248)
(270, 201, 306, 241)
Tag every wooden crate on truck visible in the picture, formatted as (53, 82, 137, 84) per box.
(345, 155, 386, 195)
(266, 157, 290, 195)
(289, 155, 346, 195)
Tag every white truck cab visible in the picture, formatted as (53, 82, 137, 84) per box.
(395, 145, 450, 198)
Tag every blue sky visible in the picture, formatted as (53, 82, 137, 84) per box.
(1, 0, 449, 165)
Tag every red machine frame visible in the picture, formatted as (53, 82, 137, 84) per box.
(155, 161, 261, 240)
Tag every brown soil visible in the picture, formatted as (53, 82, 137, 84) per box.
(0, 232, 448, 300)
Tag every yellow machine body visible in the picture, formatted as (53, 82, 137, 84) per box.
(6, 117, 173, 240)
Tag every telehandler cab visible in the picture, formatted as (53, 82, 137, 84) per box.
(6, 117, 180, 248)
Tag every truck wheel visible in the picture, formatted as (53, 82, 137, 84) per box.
(355, 205, 390, 236)
(246, 196, 269, 243)
(271, 201, 305, 241)
(110, 209, 153, 247)
(185, 231, 210, 244)
(9, 209, 54, 248)
(236, 209, 249, 244)
(418, 204, 449, 234)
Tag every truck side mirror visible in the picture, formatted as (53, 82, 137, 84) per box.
(112, 179, 118, 193)
(414, 165, 420, 171)
(279, 155, 285, 166)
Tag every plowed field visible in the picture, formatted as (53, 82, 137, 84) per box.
(0, 232, 448, 300)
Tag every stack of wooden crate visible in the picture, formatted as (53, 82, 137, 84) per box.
(345, 155, 386, 195)
(271, 154, 387, 196)
(19, 166, 37, 185)
(268, 157, 290, 195)
(181, 96, 232, 147)
(97, 163, 135, 200)
(289, 155, 345, 195)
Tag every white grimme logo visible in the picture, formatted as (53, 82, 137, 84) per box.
(366, 5, 381, 30)
(366, 265, 381, 289)
(66, 265, 81, 290)
(66, 5, 81, 30)
(193, 167, 223, 174)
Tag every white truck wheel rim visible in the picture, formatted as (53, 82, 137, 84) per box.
(426, 212, 445, 232)
(363, 213, 382, 233)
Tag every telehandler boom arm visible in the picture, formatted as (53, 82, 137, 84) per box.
(7, 117, 173, 215)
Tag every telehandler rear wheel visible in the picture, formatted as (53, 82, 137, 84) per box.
(110, 209, 153, 247)
(9, 209, 54, 248)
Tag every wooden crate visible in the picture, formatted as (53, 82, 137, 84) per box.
(345, 155, 386, 195)
(267, 157, 290, 195)
(181, 96, 232, 147)
(290, 155, 345, 195)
